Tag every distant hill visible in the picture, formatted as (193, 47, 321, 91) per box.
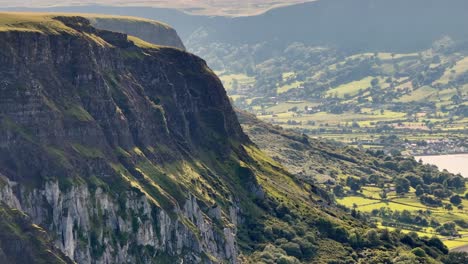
(6, 0, 468, 53)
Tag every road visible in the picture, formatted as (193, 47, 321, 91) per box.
(452, 244, 468, 253)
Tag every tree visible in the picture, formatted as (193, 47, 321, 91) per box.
(280, 242, 302, 259)
(433, 189, 446, 199)
(447, 175, 465, 189)
(442, 252, 468, 264)
(445, 203, 453, 212)
(347, 177, 361, 192)
(415, 185, 424, 196)
(394, 177, 410, 195)
(379, 190, 387, 200)
(365, 229, 380, 246)
(411, 247, 426, 258)
(333, 185, 345, 197)
(450, 195, 462, 206)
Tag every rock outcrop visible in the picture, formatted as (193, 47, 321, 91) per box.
(0, 14, 243, 263)
(89, 16, 186, 50)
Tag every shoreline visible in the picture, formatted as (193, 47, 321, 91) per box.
(414, 153, 468, 178)
(414, 152, 468, 157)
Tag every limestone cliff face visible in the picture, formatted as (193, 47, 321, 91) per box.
(0, 192, 74, 264)
(0, 175, 239, 263)
(89, 17, 186, 50)
(0, 15, 246, 264)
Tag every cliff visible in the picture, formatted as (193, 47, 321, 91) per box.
(0, 13, 244, 263)
(0, 12, 450, 264)
(88, 15, 186, 50)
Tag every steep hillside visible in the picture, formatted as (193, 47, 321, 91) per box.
(238, 110, 468, 252)
(0, 13, 244, 263)
(0, 13, 453, 264)
(0, 200, 74, 264)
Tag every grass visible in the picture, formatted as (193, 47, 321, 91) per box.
(282, 72, 296, 81)
(376, 52, 419, 61)
(64, 105, 93, 122)
(258, 110, 406, 127)
(277, 81, 304, 94)
(87, 14, 172, 30)
(218, 73, 256, 91)
(338, 184, 468, 250)
(0, 12, 167, 50)
(265, 101, 318, 113)
(71, 144, 104, 159)
(326, 77, 375, 98)
(397, 86, 438, 102)
(127, 35, 160, 49)
(0, 13, 78, 34)
(444, 239, 468, 249)
(435, 56, 468, 85)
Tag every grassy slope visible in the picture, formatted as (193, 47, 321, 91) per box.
(0, 12, 171, 33)
(238, 110, 468, 251)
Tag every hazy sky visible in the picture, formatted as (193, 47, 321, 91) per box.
(0, 0, 314, 16)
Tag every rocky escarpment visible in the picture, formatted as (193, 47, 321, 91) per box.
(0, 200, 73, 264)
(0, 12, 451, 264)
(89, 16, 186, 50)
(0, 14, 245, 264)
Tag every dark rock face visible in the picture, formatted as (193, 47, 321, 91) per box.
(0, 16, 246, 263)
(0, 17, 245, 178)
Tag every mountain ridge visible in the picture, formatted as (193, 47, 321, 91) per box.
(0, 12, 455, 264)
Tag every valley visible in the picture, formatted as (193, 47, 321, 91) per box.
(216, 48, 467, 155)
(0, 1, 467, 263)
(239, 111, 468, 254)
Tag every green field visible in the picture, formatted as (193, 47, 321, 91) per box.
(218, 73, 256, 91)
(278, 81, 304, 94)
(326, 77, 375, 98)
(337, 188, 468, 249)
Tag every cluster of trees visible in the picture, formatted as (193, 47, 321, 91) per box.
(371, 208, 438, 228)
(370, 207, 467, 236)
(338, 153, 466, 200)
(435, 222, 459, 236)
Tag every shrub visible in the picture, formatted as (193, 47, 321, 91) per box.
(365, 229, 380, 246)
(411, 247, 426, 257)
(442, 252, 468, 264)
(426, 236, 448, 254)
(450, 195, 462, 205)
(280, 242, 302, 259)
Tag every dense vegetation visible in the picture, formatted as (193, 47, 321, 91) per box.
(239, 110, 468, 256)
